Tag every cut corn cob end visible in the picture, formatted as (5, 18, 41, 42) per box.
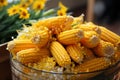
(80, 31, 100, 48)
(7, 41, 15, 53)
(7, 39, 38, 55)
(30, 29, 50, 48)
(86, 22, 101, 35)
(7, 41, 19, 58)
(93, 40, 115, 57)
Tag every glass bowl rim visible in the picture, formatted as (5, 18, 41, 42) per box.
(10, 54, 120, 75)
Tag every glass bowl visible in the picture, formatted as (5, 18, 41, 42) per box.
(10, 55, 120, 80)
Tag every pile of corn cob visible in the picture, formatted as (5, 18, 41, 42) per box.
(7, 15, 120, 73)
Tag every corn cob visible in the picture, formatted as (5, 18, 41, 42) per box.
(112, 51, 120, 63)
(17, 25, 50, 48)
(73, 22, 101, 35)
(82, 46, 96, 61)
(16, 48, 41, 64)
(80, 31, 100, 48)
(50, 41, 71, 67)
(116, 41, 120, 51)
(16, 48, 50, 64)
(37, 47, 51, 57)
(58, 29, 84, 45)
(7, 39, 37, 56)
(100, 27, 120, 46)
(112, 47, 120, 62)
(66, 44, 84, 64)
(93, 40, 115, 57)
(33, 16, 73, 34)
(74, 57, 111, 72)
(31, 29, 50, 48)
(72, 14, 84, 26)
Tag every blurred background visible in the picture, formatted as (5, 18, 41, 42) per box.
(5, 0, 120, 37)
(92, 0, 120, 35)
(0, 0, 120, 80)
(45, 0, 120, 35)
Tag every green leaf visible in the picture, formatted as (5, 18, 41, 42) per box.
(32, 10, 44, 20)
(0, 24, 7, 32)
(1, 14, 19, 24)
(42, 8, 57, 17)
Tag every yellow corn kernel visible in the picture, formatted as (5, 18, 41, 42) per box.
(33, 16, 73, 34)
(82, 46, 96, 61)
(66, 44, 84, 64)
(93, 40, 115, 57)
(16, 48, 50, 64)
(117, 42, 120, 50)
(100, 27, 120, 46)
(7, 39, 37, 56)
(17, 25, 49, 40)
(112, 47, 120, 62)
(113, 51, 120, 63)
(31, 29, 50, 48)
(50, 41, 71, 67)
(28, 57, 56, 71)
(74, 57, 111, 72)
(58, 29, 84, 45)
(38, 47, 51, 57)
(73, 22, 101, 35)
(72, 14, 84, 26)
(80, 31, 100, 48)
(116, 41, 120, 51)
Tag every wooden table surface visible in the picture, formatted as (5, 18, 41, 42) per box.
(0, 43, 12, 80)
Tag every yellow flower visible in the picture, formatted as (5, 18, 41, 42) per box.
(20, 0, 33, 6)
(7, 5, 20, 16)
(19, 3, 29, 9)
(32, 1, 45, 11)
(21, 0, 33, 4)
(59, 2, 68, 11)
(19, 8, 30, 19)
(0, 0, 8, 7)
(41, 0, 47, 4)
(26, 0, 33, 5)
(57, 2, 68, 16)
(57, 9, 67, 16)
